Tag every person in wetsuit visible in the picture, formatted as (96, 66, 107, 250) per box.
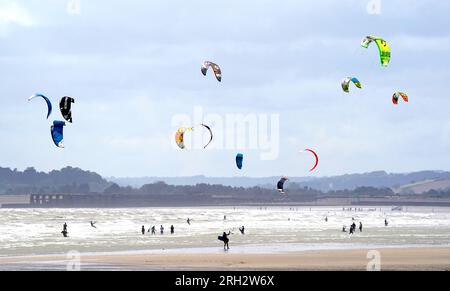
(160, 225, 164, 235)
(90, 221, 97, 228)
(359, 222, 363, 232)
(187, 218, 191, 225)
(239, 226, 245, 235)
(222, 231, 231, 250)
(170, 225, 174, 234)
(61, 223, 68, 237)
(385, 219, 389, 227)
(151, 226, 156, 235)
(141, 225, 145, 235)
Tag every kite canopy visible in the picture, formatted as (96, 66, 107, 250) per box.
(28, 93, 52, 119)
(201, 61, 222, 82)
(341, 77, 362, 93)
(51, 120, 66, 148)
(174, 124, 213, 150)
(175, 127, 192, 150)
(277, 177, 288, 194)
(59, 96, 75, 123)
(236, 153, 244, 170)
(200, 124, 213, 149)
(392, 92, 409, 105)
(305, 149, 319, 172)
(361, 35, 391, 67)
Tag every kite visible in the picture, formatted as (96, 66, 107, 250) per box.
(361, 36, 391, 67)
(59, 96, 75, 123)
(392, 92, 408, 105)
(277, 177, 288, 194)
(28, 93, 52, 119)
(305, 149, 319, 172)
(175, 127, 193, 150)
(51, 120, 66, 148)
(341, 77, 362, 93)
(236, 153, 244, 170)
(201, 61, 222, 82)
(175, 124, 213, 149)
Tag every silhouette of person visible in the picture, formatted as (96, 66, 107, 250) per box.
(222, 231, 231, 250)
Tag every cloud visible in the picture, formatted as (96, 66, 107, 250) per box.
(0, 1, 34, 27)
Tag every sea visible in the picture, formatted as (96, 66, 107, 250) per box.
(1, 206, 449, 260)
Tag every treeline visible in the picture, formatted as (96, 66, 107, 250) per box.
(1, 166, 449, 198)
(101, 182, 400, 199)
(0, 166, 110, 194)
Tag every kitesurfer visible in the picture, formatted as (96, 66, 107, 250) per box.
(151, 226, 156, 235)
(61, 222, 68, 237)
(221, 231, 231, 250)
(90, 221, 97, 228)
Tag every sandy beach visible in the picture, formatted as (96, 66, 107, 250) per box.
(1, 247, 449, 271)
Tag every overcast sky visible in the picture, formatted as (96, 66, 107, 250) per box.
(0, 0, 449, 178)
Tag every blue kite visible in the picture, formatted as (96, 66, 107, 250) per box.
(51, 120, 66, 148)
(28, 93, 52, 119)
(236, 153, 243, 170)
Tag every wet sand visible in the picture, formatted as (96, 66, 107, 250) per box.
(1, 247, 449, 271)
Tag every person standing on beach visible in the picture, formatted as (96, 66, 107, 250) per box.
(359, 222, 363, 232)
(239, 226, 245, 235)
(187, 218, 191, 225)
(224, 215, 227, 221)
(141, 225, 145, 235)
(160, 225, 164, 235)
(170, 225, 174, 234)
(222, 231, 231, 250)
(151, 226, 156, 235)
(325, 216, 328, 222)
(385, 219, 389, 227)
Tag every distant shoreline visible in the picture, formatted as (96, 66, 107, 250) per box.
(2, 198, 450, 209)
